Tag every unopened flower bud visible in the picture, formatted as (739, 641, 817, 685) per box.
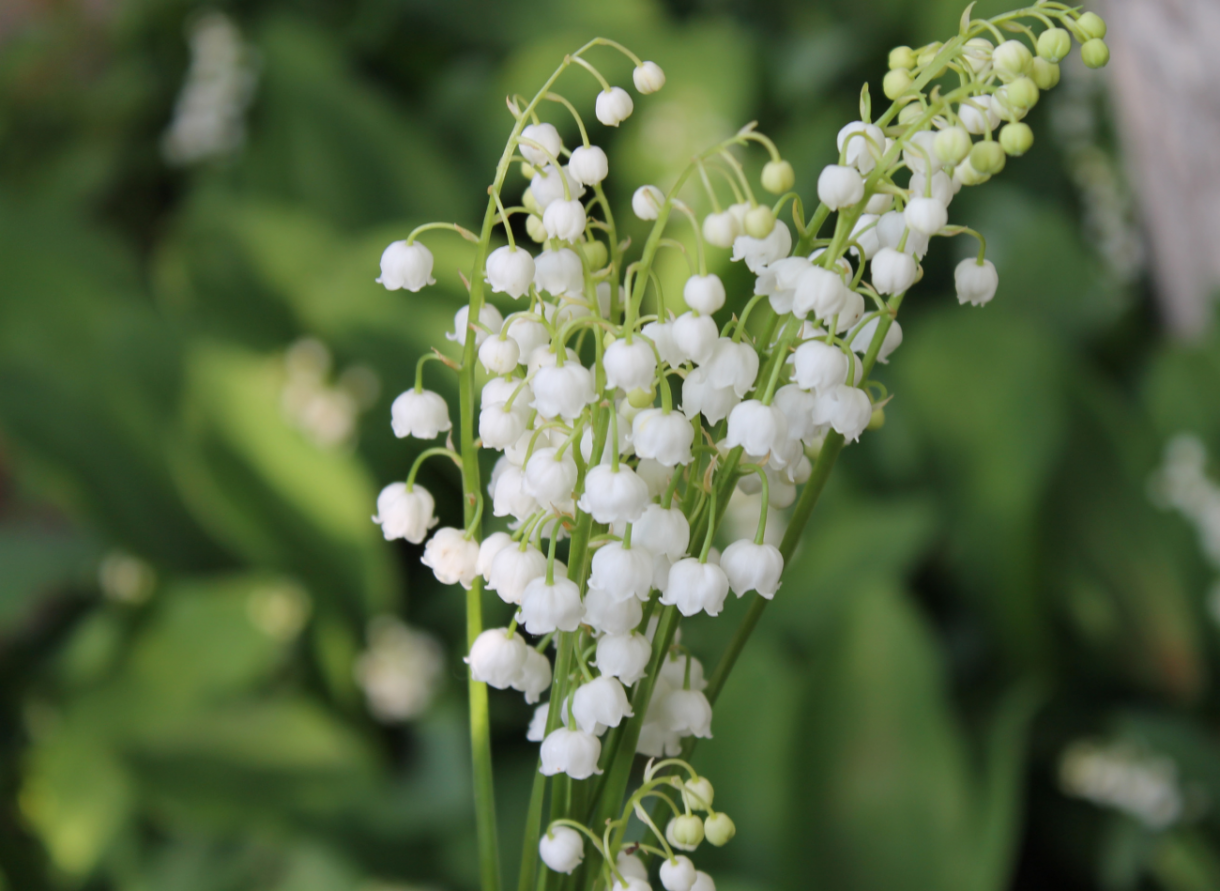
(743, 204, 776, 239)
(683, 776, 715, 811)
(633, 185, 665, 220)
(703, 812, 736, 846)
(627, 386, 655, 409)
(666, 815, 705, 851)
(917, 42, 942, 67)
(633, 60, 666, 94)
(953, 157, 990, 187)
(569, 144, 609, 185)
(596, 86, 634, 127)
(969, 140, 1006, 175)
(486, 245, 535, 298)
(466, 628, 528, 689)
(1077, 11, 1107, 40)
(520, 122, 564, 168)
(817, 164, 865, 210)
(992, 39, 1032, 78)
(1003, 77, 1039, 110)
(868, 405, 886, 430)
(999, 122, 1033, 157)
(684, 273, 726, 314)
(539, 825, 583, 874)
(883, 69, 913, 100)
(1037, 27, 1071, 63)
(962, 37, 993, 74)
(1081, 39, 1109, 69)
(660, 855, 697, 891)
(888, 45, 917, 69)
(581, 238, 608, 270)
(1031, 58, 1061, 90)
(934, 126, 972, 167)
(897, 103, 923, 125)
(702, 210, 739, 248)
(761, 159, 795, 194)
(904, 196, 948, 237)
(526, 214, 547, 243)
(543, 199, 588, 243)
(520, 161, 536, 180)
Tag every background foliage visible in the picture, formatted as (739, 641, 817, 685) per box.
(2, 0, 1219, 889)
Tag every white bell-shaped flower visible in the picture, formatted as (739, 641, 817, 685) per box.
(849, 317, 903, 363)
(531, 362, 596, 420)
(478, 336, 521, 375)
(596, 86, 634, 126)
(721, 539, 784, 598)
(730, 220, 792, 273)
(527, 703, 549, 742)
(506, 316, 549, 357)
(604, 339, 657, 392)
(595, 632, 652, 685)
(680, 366, 739, 425)
(572, 676, 634, 735)
(568, 144, 609, 185)
(631, 408, 694, 466)
(488, 543, 547, 604)
(659, 651, 706, 690)
(526, 344, 576, 380)
(871, 247, 918, 295)
(491, 464, 539, 521)
(445, 303, 503, 347)
(772, 384, 819, 443)
(702, 210, 740, 248)
(618, 851, 650, 881)
(792, 265, 849, 322)
(637, 719, 683, 757)
(372, 482, 437, 543)
(539, 825, 584, 874)
(959, 95, 1000, 134)
(904, 195, 948, 236)
(672, 312, 719, 365)
(466, 628, 528, 689)
(633, 504, 690, 560)
(583, 585, 644, 634)
(524, 447, 578, 510)
(901, 130, 940, 175)
(754, 255, 811, 314)
(486, 245, 536, 298)
(530, 163, 586, 209)
(725, 400, 789, 458)
(691, 871, 715, 891)
(835, 289, 866, 334)
(579, 463, 651, 524)
(534, 248, 584, 296)
(876, 211, 929, 259)
(520, 575, 585, 634)
(817, 164, 865, 210)
(662, 558, 730, 617)
(477, 531, 514, 583)
(683, 274, 726, 314)
(519, 122, 563, 167)
(850, 213, 882, 260)
(480, 400, 528, 450)
(910, 170, 956, 207)
(837, 120, 885, 173)
(814, 384, 872, 442)
(581, 410, 632, 465)
(662, 688, 713, 738)
(702, 338, 759, 397)
(660, 855, 698, 891)
(632, 184, 664, 220)
(543, 199, 587, 243)
(540, 727, 603, 779)
(642, 319, 684, 368)
(633, 61, 666, 93)
(421, 527, 480, 588)
(589, 541, 654, 602)
(954, 258, 999, 306)
(390, 388, 452, 439)
(512, 647, 553, 704)
(377, 240, 435, 292)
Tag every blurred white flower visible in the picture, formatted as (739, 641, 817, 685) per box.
(355, 616, 445, 723)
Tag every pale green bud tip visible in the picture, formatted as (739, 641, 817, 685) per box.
(744, 204, 776, 239)
(934, 127, 972, 167)
(897, 103, 923, 125)
(1078, 12, 1107, 40)
(704, 812, 736, 846)
(683, 776, 715, 811)
(916, 42, 942, 67)
(993, 39, 1033, 78)
(668, 814, 705, 849)
(1005, 77, 1040, 110)
(888, 45, 917, 70)
(526, 215, 547, 243)
(1081, 39, 1110, 69)
(520, 161, 537, 180)
(1037, 27, 1072, 63)
(999, 122, 1033, 157)
(867, 407, 886, 431)
(970, 141, 1006, 175)
(1031, 58, 1061, 91)
(581, 239, 608, 270)
(761, 159, 796, 195)
(627, 386, 655, 409)
(883, 69, 913, 101)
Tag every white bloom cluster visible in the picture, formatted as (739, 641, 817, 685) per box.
(366, 15, 1109, 886)
(354, 616, 444, 722)
(1059, 740, 1185, 830)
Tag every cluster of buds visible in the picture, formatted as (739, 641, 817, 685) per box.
(370, 7, 1108, 887)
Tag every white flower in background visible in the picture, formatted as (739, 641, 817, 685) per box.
(512, 647, 553, 704)
(488, 544, 547, 604)
(421, 527, 480, 588)
(372, 483, 437, 543)
(446, 304, 504, 347)
(1059, 741, 1184, 830)
(850, 317, 903, 363)
(633, 185, 665, 220)
(583, 586, 644, 635)
(814, 384, 872, 442)
(534, 248, 584, 296)
(543, 199, 588, 242)
(662, 688, 713, 738)
(520, 122, 564, 167)
(671, 312, 719, 365)
(355, 616, 444, 722)
(596, 86, 634, 126)
(390, 388, 451, 439)
(731, 220, 791, 272)
(572, 676, 634, 734)
(281, 338, 376, 450)
(532, 363, 596, 419)
(633, 61, 666, 93)
(702, 210, 740, 248)
(540, 727, 603, 778)
(376, 241, 435, 292)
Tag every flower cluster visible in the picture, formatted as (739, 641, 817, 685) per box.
(370, 11, 1109, 889)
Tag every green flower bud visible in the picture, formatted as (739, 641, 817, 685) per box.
(1037, 27, 1072, 63)
(522, 187, 540, 214)
(969, 140, 1006, 175)
(1077, 11, 1107, 40)
(761, 159, 795, 195)
(999, 122, 1034, 157)
(683, 776, 715, 812)
(883, 69, 913, 100)
(954, 157, 991, 187)
(1005, 77, 1040, 110)
(704, 813, 737, 846)
(744, 204, 776, 239)
(897, 103, 924, 125)
(526, 214, 547, 243)
(627, 386, 655, 409)
(667, 815, 705, 849)
(580, 239, 608, 270)
(520, 161, 537, 180)
(916, 42, 943, 68)
(867, 406, 886, 431)
(934, 126, 972, 167)
(1031, 58, 1061, 90)
(888, 45, 917, 70)
(1081, 39, 1109, 69)
(993, 39, 1033, 78)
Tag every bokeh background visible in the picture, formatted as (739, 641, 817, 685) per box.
(3, 0, 1220, 889)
